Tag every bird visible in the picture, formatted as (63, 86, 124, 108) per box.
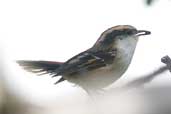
(16, 25, 151, 94)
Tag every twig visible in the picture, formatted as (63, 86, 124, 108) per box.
(161, 55, 171, 72)
(110, 55, 171, 92)
(124, 66, 167, 89)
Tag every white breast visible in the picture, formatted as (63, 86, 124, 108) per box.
(116, 36, 138, 65)
(93, 36, 139, 88)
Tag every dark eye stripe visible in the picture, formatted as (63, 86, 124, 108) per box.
(104, 29, 136, 40)
(105, 29, 137, 38)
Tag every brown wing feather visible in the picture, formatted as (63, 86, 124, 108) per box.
(57, 49, 116, 75)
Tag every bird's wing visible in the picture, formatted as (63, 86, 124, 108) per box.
(57, 49, 116, 75)
(17, 60, 63, 76)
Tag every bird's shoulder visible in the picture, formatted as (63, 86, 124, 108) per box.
(66, 48, 117, 66)
(58, 48, 117, 75)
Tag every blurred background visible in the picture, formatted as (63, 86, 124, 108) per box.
(1, 0, 171, 113)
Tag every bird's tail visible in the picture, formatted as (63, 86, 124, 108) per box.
(16, 60, 65, 84)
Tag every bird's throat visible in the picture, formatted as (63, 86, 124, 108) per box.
(115, 37, 138, 67)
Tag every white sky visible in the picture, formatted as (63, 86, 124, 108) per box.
(0, 0, 171, 104)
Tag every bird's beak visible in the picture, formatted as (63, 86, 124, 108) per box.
(136, 30, 151, 36)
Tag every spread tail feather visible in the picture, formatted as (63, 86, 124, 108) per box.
(16, 60, 65, 84)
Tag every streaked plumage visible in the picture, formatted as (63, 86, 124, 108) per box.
(17, 25, 151, 93)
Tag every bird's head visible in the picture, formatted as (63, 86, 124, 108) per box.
(92, 25, 151, 51)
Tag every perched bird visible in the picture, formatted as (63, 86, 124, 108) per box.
(17, 25, 151, 94)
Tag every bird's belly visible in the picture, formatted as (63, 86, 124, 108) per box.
(65, 56, 131, 89)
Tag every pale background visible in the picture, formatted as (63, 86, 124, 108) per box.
(0, 0, 171, 113)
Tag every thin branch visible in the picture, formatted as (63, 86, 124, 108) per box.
(124, 66, 167, 89)
(109, 55, 171, 93)
(161, 55, 171, 72)
(123, 55, 171, 89)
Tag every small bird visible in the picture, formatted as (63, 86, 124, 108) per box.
(17, 25, 151, 94)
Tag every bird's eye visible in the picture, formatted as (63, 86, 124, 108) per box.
(125, 29, 137, 35)
(127, 31, 133, 35)
(118, 36, 124, 40)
